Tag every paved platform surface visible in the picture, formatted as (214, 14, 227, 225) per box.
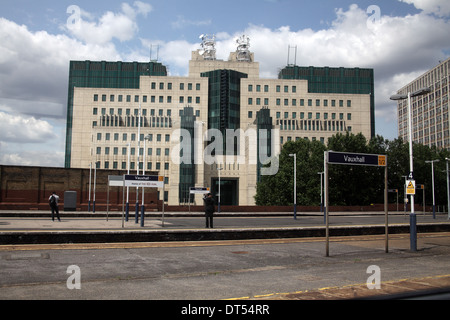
(1, 232, 450, 301)
(1, 210, 449, 230)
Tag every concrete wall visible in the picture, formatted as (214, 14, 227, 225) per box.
(0, 165, 159, 211)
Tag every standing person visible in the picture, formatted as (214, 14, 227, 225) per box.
(203, 193, 215, 228)
(48, 191, 61, 222)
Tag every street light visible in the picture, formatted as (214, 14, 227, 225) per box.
(140, 134, 152, 227)
(390, 86, 431, 251)
(289, 153, 297, 220)
(125, 143, 131, 222)
(425, 159, 439, 219)
(135, 103, 142, 224)
(446, 158, 450, 220)
(318, 172, 324, 223)
(93, 161, 99, 213)
(217, 166, 223, 213)
(88, 162, 92, 212)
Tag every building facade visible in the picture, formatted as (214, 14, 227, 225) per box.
(397, 58, 450, 148)
(67, 36, 374, 206)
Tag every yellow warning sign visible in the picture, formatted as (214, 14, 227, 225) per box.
(406, 180, 415, 195)
(378, 155, 386, 166)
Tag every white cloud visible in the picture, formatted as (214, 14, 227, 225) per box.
(0, 17, 121, 118)
(65, 2, 152, 45)
(154, 4, 449, 138)
(0, 148, 65, 167)
(1, 2, 449, 166)
(0, 111, 56, 143)
(399, 0, 450, 17)
(235, 7, 449, 125)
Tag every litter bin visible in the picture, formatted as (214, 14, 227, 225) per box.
(64, 191, 77, 211)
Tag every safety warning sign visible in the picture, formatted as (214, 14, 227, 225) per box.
(406, 180, 415, 195)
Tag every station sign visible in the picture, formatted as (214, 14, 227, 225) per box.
(327, 151, 386, 167)
(108, 175, 124, 187)
(124, 175, 164, 188)
(190, 187, 210, 194)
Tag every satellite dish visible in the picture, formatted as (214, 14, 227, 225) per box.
(199, 34, 205, 40)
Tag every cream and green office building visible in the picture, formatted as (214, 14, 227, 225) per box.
(396, 57, 450, 148)
(66, 37, 375, 206)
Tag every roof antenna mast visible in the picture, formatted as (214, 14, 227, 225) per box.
(287, 45, 297, 66)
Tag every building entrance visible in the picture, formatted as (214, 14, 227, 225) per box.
(212, 178, 238, 206)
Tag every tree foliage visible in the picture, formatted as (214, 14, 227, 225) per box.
(255, 132, 450, 207)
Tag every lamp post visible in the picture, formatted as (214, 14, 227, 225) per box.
(289, 154, 297, 220)
(125, 143, 131, 221)
(318, 172, 324, 223)
(135, 103, 142, 224)
(93, 161, 99, 213)
(88, 162, 92, 212)
(425, 160, 439, 219)
(446, 158, 450, 220)
(140, 134, 152, 227)
(218, 167, 223, 213)
(391, 87, 431, 251)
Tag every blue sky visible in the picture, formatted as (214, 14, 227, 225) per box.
(1, 0, 449, 167)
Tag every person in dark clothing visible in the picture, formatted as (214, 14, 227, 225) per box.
(48, 191, 61, 222)
(203, 193, 215, 228)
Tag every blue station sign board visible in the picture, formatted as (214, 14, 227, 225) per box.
(327, 151, 386, 167)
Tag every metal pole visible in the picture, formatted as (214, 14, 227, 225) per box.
(318, 172, 324, 224)
(432, 161, 436, 219)
(122, 177, 125, 228)
(88, 163, 92, 212)
(140, 138, 146, 228)
(126, 143, 130, 221)
(93, 162, 97, 213)
(385, 164, 389, 253)
(218, 166, 222, 213)
(447, 159, 450, 220)
(162, 177, 165, 227)
(106, 176, 109, 222)
(324, 151, 329, 257)
(423, 185, 425, 215)
(135, 104, 141, 223)
(293, 154, 297, 220)
(408, 92, 417, 252)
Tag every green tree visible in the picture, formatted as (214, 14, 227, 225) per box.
(255, 132, 450, 209)
(255, 139, 326, 206)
